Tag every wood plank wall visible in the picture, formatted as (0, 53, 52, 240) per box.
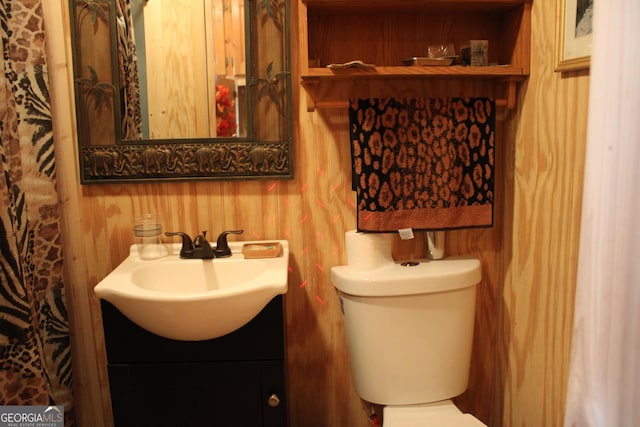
(43, 0, 588, 425)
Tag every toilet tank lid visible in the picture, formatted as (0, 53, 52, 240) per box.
(330, 256, 481, 297)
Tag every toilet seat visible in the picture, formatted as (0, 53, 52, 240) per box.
(383, 400, 487, 427)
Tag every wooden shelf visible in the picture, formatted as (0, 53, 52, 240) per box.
(302, 65, 526, 80)
(298, 0, 531, 111)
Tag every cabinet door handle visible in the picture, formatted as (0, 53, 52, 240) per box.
(267, 393, 281, 407)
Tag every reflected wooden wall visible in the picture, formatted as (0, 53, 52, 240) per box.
(44, 0, 588, 426)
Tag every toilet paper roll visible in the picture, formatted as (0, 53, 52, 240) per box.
(345, 230, 394, 270)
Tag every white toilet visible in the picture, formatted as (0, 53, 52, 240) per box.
(331, 233, 486, 426)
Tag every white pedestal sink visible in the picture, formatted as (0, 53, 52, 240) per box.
(94, 241, 289, 341)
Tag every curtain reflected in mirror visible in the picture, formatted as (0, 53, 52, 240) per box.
(118, 0, 246, 140)
(117, 0, 142, 139)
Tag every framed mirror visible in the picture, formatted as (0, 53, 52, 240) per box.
(70, 0, 292, 183)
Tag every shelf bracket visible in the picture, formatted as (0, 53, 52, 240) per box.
(503, 79, 518, 110)
(302, 78, 324, 112)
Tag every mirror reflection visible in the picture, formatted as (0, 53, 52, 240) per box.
(125, 0, 246, 139)
(70, 0, 292, 183)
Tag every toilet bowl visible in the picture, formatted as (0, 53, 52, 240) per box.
(331, 231, 486, 426)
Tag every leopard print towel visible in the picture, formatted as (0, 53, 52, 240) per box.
(349, 97, 495, 232)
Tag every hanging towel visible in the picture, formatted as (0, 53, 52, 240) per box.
(349, 97, 495, 232)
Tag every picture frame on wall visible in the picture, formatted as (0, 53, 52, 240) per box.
(555, 0, 593, 71)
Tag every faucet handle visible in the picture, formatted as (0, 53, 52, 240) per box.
(165, 231, 194, 257)
(214, 230, 243, 257)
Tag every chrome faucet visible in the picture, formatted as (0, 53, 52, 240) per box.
(164, 229, 243, 259)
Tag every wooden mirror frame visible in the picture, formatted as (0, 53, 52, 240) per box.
(70, 0, 292, 183)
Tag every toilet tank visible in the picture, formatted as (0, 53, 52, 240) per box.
(331, 256, 481, 405)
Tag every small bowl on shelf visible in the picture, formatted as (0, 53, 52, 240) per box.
(402, 56, 457, 66)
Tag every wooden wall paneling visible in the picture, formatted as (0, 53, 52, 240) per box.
(210, 0, 226, 77)
(43, 2, 111, 424)
(190, 181, 218, 235)
(281, 192, 313, 426)
(286, 108, 328, 425)
(226, 0, 245, 76)
(79, 187, 118, 427)
(83, 187, 112, 278)
(449, 111, 507, 425)
(204, 1, 217, 135)
(45, 0, 590, 425)
(284, 95, 362, 426)
(200, 181, 228, 233)
(309, 108, 353, 425)
(278, 35, 305, 391)
(155, 183, 189, 234)
(307, 12, 506, 67)
(186, 0, 209, 137)
(489, 81, 523, 426)
(224, 181, 260, 233)
(172, 182, 205, 236)
(144, 0, 209, 138)
(144, 183, 176, 225)
(498, 0, 589, 424)
(141, 0, 167, 137)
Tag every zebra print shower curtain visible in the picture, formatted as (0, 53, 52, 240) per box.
(0, 0, 74, 423)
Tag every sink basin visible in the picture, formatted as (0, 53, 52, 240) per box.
(94, 240, 289, 341)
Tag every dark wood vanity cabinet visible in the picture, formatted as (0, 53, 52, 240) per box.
(100, 297, 287, 427)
